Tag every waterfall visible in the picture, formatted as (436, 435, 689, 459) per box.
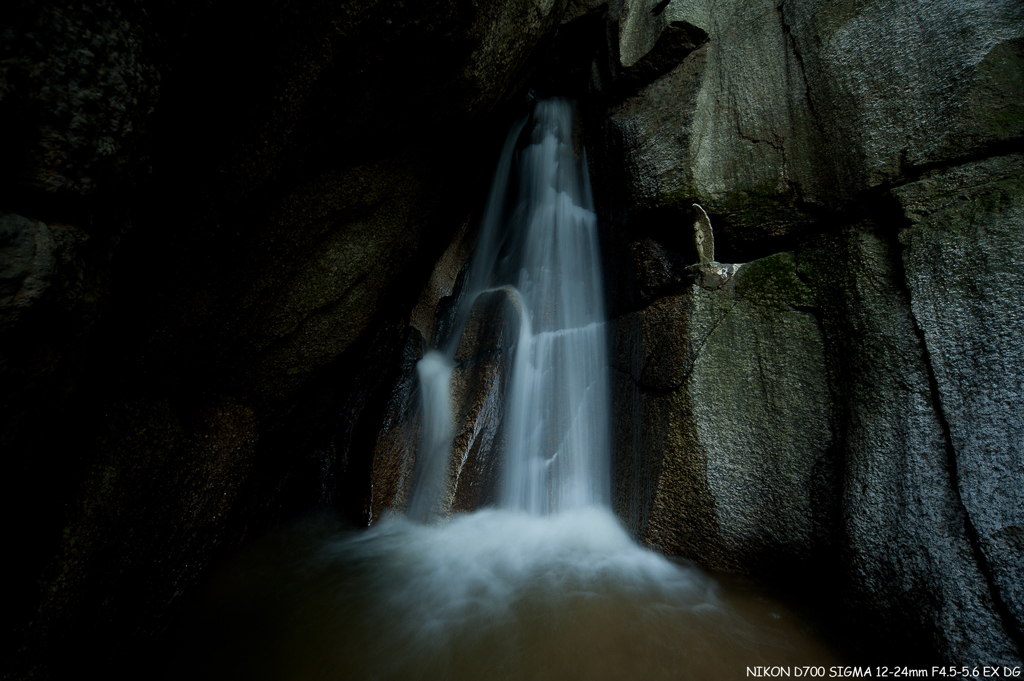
(406, 350, 457, 520)
(410, 98, 610, 518)
(186, 99, 840, 681)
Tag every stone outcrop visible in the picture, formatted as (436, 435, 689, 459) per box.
(603, 155, 1024, 662)
(369, 286, 522, 521)
(799, 223, 1019, 665)
(611, 208, 1021, 663)
(555, 0, 1024, 663)
(591, 0, 1024, 254)
(448, 287, 522, 512)
(893, 154, 1024, 646)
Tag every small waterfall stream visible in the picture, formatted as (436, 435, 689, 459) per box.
(497, 105, 610, 514)
(188, 99, 839, 681)
(410, 98, 609, 518)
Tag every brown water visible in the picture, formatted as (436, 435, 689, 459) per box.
(190, 508, 839, 681)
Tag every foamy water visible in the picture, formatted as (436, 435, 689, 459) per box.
(193, 508, 838, 681)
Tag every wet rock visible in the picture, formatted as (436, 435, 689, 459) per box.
(799, 224, 1019, 665)
(894, 154, 1024, 645)
(368, 328, 426, 523)
(613, 251, 835, 574)
(448, 286, 523, 513)
(369, 286, 523, 520)
(410, 219, 475, 349)
(453, 286, 523, 363)
(0, 213, 98, 332)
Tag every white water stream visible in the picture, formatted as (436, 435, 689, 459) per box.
(411, 98, 609, 518)
(189, 99, 839, 680)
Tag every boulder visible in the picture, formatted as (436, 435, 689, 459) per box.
(368, 328, 427, 523)
(448, 286, 523, 513)
(369, 286, 523, 520)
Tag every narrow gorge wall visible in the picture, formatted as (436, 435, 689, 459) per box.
(578, 0, 1024, 665)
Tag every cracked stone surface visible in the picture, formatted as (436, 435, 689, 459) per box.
(894, 153, 1024, 645)
(782, 0, 1024, 191)
(800, 223, 1020, 665)
(612, 213, 1022, 661)
(609, 0, 819, 220)
(601, 0, 1024, 238)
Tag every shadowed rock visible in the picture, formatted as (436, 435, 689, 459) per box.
(370, 287, 523, 519)
(894, 153, 1024, 647)
(612, 251, 833, 574)
(448, 287, 523, 513)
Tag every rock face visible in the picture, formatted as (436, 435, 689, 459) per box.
(610, 214, 1021, 663)
(781, 1, 1024, 192)
(560, 0, 1024, 664)
(611, 253, 835, 574)
(592, 0, 1024, 254)
(1, 0, 571, 677)
(448, 287, 522, 512)
(369, 286, 522, 520)
(894, 154, 1024, 646)
(799, 223, 1019, 665)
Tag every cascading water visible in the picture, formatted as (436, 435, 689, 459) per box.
(497, 103, 610, 514)
(187, 99, 839, 681)
(410, 98, 610, 518)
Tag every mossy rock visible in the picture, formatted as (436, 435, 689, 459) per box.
(735, 251, 816, 315)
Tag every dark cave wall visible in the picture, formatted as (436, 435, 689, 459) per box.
(1, 0, 568, 677)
